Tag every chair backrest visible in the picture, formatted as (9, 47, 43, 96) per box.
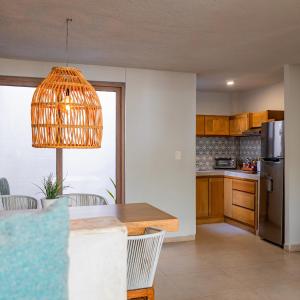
(63, 193, 108, 207)
(1, 195, 38, 210)
(127, 227, 165, 291)
(0, 178, 10, 195)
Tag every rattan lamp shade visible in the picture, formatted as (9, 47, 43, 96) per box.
(31, 66, 102, 148)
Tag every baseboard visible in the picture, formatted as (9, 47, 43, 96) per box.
(224, 217, 256, 234)
(164, 235, 195, 243)
(196, 217, 224, 225)
(284, 244, 300, 252)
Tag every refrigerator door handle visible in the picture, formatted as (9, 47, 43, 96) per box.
(266, 176, 273, 192)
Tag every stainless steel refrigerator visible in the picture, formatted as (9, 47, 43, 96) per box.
(259, 121, 284, 247)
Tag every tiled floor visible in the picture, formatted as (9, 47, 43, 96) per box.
(155, 223, 300, 300)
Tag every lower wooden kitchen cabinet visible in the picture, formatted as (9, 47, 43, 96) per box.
(232, 205, 255, 227)
(196, 177, 224, 224)
(224, 178, 233, 218)
(196, 177, 209, 218)
(209, 178, 224, 218)
(197, 175, 258, 232)
(230, 179, 257, 229)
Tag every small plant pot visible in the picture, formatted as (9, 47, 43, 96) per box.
(41, 198, 58, 208)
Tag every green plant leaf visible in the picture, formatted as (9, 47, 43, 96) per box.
(34, 173, 70, 199)
(106, 189, 115, 201)
(109, 177, 116, 189)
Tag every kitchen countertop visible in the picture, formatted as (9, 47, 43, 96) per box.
(196, 169, 260, 180)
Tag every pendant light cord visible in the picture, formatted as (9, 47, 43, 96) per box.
(66, 18, 72, 66)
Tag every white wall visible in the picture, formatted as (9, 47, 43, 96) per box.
(284, 65, 300, 249)
(197, 82, 284, 117)
(126, 69, 196, 238)
(0, 58, 196, 238)
(0, 59, 125, 82)
(196, 91, 232, 115)
(232, 82, 284, 113)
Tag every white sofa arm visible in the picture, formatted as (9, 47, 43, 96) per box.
(69, 217, 127, 300)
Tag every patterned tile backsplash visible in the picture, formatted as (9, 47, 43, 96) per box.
(196, 136, 261, 170)
(196, 137, 239, 170)
(239, 136, 261, 161)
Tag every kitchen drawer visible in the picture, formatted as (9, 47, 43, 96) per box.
(232, 179, 256, 194)
(232, 205, 255, 226)
(232, 190, 255, 210)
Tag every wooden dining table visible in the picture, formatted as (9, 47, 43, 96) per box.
(69, 202, 179, 235)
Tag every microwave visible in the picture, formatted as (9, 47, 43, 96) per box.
(214, 158, 236, 169)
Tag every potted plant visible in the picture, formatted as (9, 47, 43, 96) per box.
(106, 177, 116, 203)
(36, 173, 68, 208)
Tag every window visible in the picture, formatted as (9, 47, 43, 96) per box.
(0, 80, 124, 203)
(63, 91, 117, 203)
(0, 86, 55, 197)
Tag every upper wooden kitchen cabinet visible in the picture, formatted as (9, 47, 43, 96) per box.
(204, 116, 229, 136)
(196, 115, 205, 136)
(229, 113, 250, 136)
(249, 110, 284, 128)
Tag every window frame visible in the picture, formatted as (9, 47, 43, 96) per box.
(0, 75, 125, 204)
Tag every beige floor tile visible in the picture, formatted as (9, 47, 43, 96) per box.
(255, 280, 300, 300)
(223, 261, 296, 288)
(194, 288, 261, 300)
(154, 271, 184, 300)
(165, 270, 246, 299)
(155, 223, 300, 300)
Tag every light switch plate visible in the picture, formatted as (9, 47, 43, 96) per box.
(175, 151, 182, 160)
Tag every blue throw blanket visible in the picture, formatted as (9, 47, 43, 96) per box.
(0, 198, 69, 300)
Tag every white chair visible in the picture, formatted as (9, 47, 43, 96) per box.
(0, 178, 10, 195)
(127, 227, 165, 300)
(62, 193, 108, 207)
(0, 195, 38, 210)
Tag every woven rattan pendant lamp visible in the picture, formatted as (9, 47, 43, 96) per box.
(31, 19, 102, 148)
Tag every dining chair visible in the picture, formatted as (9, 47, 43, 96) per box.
(0, 195, 38, 210)
(63, 193, 108, 207)
(127, 227, 165, 300)
(0, 178, 10, 195)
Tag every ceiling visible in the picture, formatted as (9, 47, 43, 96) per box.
(0, 0, 300, 91)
